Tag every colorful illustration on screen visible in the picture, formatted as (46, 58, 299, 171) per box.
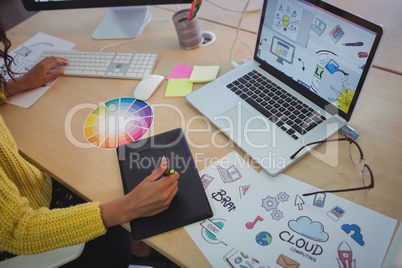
(337, 88, 355, 113)
(273, 0, 304, 41)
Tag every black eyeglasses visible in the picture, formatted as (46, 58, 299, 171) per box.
(290, 136, 374, 197)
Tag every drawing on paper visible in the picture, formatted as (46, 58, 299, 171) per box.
(313, 193, 326, 208)
(246, 216, 264, 230)
(294, 194, 305, 210)
(256, 231, 273, 246)
(341, 224, 365, 246)
(337, 241, 356, 268)
(261, 193, 289, 221)
(288, 216, 329, 242)
(328, 205, 346, 221)
(239, 185, 251, 199)
(224, 248, 269, 268)
(218, 165, 242, 183)
(201, 174, 214, 189)
(200, 218, 227, 245)
(277, 254, 300, 268)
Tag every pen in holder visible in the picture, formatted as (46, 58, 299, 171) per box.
(172, 9, 204, 50)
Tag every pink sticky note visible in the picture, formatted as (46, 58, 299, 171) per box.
(166, 64, 194, 80)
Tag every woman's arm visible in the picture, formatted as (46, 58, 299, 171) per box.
(0, 157, 179, 255)
(4, 56, 68, 97)
(99, 157, 179, 228)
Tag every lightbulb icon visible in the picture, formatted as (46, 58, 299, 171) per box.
(282, 15, 290, 31)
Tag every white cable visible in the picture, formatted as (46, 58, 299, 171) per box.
(204, 0, 261, 13)
(229, 0, 253, 68)
(99, 12, 153, 52)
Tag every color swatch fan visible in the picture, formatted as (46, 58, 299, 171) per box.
(84, 97, 154, 149)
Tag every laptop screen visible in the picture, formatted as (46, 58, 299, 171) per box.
(255, 0, 381, 119)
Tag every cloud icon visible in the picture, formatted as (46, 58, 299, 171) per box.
(342, 224, 365, 246)
(288, 216, 329, 242)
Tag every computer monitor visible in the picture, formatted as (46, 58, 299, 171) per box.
(270, 35, 295, 65)
(22, 0, 193, 39)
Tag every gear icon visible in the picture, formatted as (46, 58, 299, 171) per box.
(337, 88, 355, 113)
(271, 209, 284, 221)
(277, 192, 290, 202)
(261, 196, 279, 212)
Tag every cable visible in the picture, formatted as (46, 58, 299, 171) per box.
(99, 9, 153, 52)
(229, 0, 253, 68)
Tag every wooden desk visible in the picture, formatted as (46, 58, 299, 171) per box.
(1, 6, 401, 267)
(175, 0, 402, 74)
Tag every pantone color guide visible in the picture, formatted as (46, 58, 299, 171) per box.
(84, 97, 154, 149)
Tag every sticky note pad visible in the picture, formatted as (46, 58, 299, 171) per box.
(189, 65, 220, 82)
(165, 78, 193, 97)
(166, 64, 194, 80)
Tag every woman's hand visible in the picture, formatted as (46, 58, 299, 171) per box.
(99, 157, 180, 228)
(5, 56, 68, 97)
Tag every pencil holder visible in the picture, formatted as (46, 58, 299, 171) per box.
(172, 9, 204, 50)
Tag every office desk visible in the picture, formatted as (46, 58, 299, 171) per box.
(1, 6, 402, 268)
(176, 0, 402, 75)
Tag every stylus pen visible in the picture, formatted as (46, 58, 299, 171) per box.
(164, 169, 175, 176)
(342, 42, 364, 46)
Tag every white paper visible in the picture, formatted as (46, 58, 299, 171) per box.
(2, 32, 75, 108)
(185, 152, 270, 267)
(186, 152, 397, 268)
(217, 169, 397, 267)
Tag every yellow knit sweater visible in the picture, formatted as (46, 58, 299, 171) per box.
(0, 115, 106, 255)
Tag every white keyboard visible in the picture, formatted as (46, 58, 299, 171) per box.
(39, 50, 158, 79)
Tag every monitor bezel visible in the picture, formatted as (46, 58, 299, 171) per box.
(22, 0, 193, 11)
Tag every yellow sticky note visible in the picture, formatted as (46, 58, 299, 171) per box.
(165, 78, 193, 97)
(189, 65, 220, 82)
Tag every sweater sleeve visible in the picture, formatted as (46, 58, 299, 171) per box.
(0, 169, 107, 255)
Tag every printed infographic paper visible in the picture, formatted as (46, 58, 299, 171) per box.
(186, 152, 397, 268)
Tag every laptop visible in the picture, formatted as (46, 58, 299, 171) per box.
(186, 0, 383, 176)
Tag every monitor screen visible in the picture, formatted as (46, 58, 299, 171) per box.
(22, 0, 194, 39)
(255, 0, 381, 117)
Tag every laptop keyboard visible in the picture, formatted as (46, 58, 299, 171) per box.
(226, 70, 326, 140)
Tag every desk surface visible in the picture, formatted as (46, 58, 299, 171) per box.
(176, 0, 402, 75)
(1, 5, 402, 268)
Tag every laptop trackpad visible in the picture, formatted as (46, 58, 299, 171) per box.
(214, 105, 272, 148)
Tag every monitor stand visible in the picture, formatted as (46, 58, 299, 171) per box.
(92, 6, 149, 40)
(276, 57, 284, 65)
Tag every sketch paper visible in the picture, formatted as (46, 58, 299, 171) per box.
(185, 152, 270, 267)
(1, 32, 75, 108)
(186, 151, 396, 267)
(217, 171, 397, 268)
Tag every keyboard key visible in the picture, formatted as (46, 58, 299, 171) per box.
(291, 124, 305, 135)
